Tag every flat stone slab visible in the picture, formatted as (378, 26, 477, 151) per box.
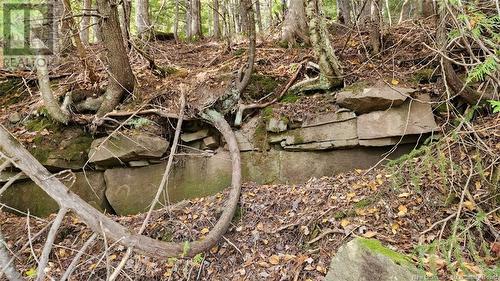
(325, 238, 423, 281)
(337, 85, 414, 114)
(359, 134, 424, 147)
(283, 139, 359, 151)
(0, 171, 111, 217)
(89, 133, 169, 166)
(266, 117, 287, 133)
(302, 110, 356, 127)
(357, 94, 439, 140)
(181, 129, 210, 142)
(272, 118, 358, 148)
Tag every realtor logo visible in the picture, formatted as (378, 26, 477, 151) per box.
(2, 3, 54, 56)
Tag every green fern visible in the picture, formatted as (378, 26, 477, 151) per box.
(466, 56, 498, 84)
(488, 100, 500, 113)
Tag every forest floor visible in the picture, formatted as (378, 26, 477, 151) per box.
(1, 115, 498, 280)
(0, 20, 499, 280)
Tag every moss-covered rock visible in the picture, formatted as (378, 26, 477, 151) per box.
(245, 74, 280, 100)
(325, 238, 424, 281)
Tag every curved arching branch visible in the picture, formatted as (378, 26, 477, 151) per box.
(0, 109, 241, 258)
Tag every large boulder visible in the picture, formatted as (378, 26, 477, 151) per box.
(0, 172, 111, 217)
(337, 85, 414, 114)
(357, 94, 439, 140)
(88, 133, 169, 166)
(325, 238, 423, 281)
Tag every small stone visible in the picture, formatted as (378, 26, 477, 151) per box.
(337, 85, 414, 114)
(266, 117, 287, 133)
(128, 160, 150, 167)
(8, 112, 21, 123)
(181, 129, 210, 142)
(202, 136, 219, 150)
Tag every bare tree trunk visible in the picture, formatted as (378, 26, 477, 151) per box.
(369, 0, 382, 55)
(95, 0, 135, 116)
(92, 0, 103, 43)
(421, 0, 434, 18)
(255, 0, 263, 32)
(268, 0, 274, 28)
(186, 0, 192, 39)
(281, 0, 309, 45)
(80, 0, 92, 45)
(213, 0, 221, 38)
(398, 0, 411, 23)
(174, 0, 180, 41)
(191, 0, 203, 38)
(136, 0, 153, 40)
(336, 0, 351, 24)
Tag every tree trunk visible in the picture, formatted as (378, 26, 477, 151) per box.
(136, 0, 153, 40)
(281, 0, 309, 45)
(398, 0, 411, 23)
(213, 0, 221, 38)
(62, 0, 98, 82)
(336, 0, 351, 24)
(174, 0, 180, 41)
(95, 0, 135, 116)
(255, 0, 263, 32)
(191, 0, 203, 38)
(369, 0, 382, 55)
(305, 0, 343, 88)
(80, 0, 92, 45)
(92, 0, 103, 43)
(186, 0, 192, 39)
(268, 0, 274, 28)
(421, 0, 434, 18)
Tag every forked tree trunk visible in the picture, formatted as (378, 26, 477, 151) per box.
(306, 0, 343, 87)
(281, 0, 309, 45)
(213, 0, 221, 38)
(80, 0, 92, 45)
(95, 0, 135, 116)
(136, 0, 153, 40)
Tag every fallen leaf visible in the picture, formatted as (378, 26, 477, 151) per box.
(463, 201, 475, 211)
(269, 255, 280, 265)
(200, 227, 210, 235)
(391, 79, 399, 85)
(391, 222, 400, 234)
(398, 192, 411, 198)
(341, 219, 350, 228)
(397, 205, 408, 217)
(362, 231, 377, 238)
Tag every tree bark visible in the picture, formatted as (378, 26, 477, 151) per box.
(306, 0, 343, 86)
(92, 0, 103, 43)
(185, 0, 192, 39)
(213, 0, 221, 38)
(268, 0, 274, 28)
(255, 0, 263, 33)
(136, 0, 153, 40)
(281, 0, 309, 45)
(336, 0, 351, 24)
(421, 0, 434, 18)
(174, 0, 180, 41)
(369, 0, 382, 55)
(95, 0, 135, 116)
(80, 0, 92, 45)
(191, 0, 203, 39)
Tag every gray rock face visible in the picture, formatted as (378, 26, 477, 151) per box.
(337, 85, 414, 114)
(325, 238, 423, 281)
(357, 94, 438, 140)
(266, 118, 287, 133)
(88, 133, 169, 166)
(9, 112, 21, 123)
(302, 110, 356, 127)
(234, 116, 260, 151)
(0, 172, 111, 217)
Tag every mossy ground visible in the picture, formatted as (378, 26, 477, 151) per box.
(357, 238, 412, 266)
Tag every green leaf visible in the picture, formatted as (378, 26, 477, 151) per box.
(25, 268, 37, 278)
(488, 100, 500, 113)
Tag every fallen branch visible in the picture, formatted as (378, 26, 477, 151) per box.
(0, 108, 241, 258)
